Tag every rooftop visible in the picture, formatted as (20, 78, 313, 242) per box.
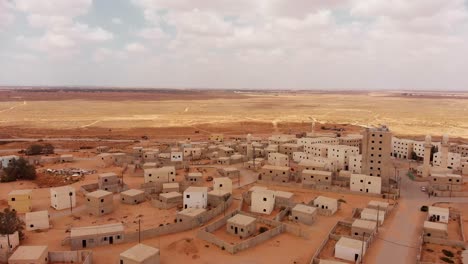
(293, 204, 317, 214)
(227, 214, 256, 226)
(336, 237, 364, 250)
(99, 172, 118, 178)
(86, 189, 112, 198)
(8, 189, 32, 196)
(120, 243, 160, 262)
(163, 182, 179, 188)
(160, 192, 182, 199)
(178, 208, 206, 217)
(275, 191, 294, 199)
(71, 223, 124, 238)
(314, 196, 337, 204)
(121, 189, 144, 196)
(352, 219, 377, 230)
(8, 245, 48, 261)
(424, 221, 448, 231)
(261, 165, 290, 171)
(185, 186, 208, 193)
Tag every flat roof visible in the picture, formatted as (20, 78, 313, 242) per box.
(352, 219, 377, 230)
(223, 167, 239, 172)
(51, 185, 75, 194)
(163, 182, 179, 188)
(160, 192, 182, 199)
(227, 214, 256, 226)
(429, 206, 449, 215)
(249, 186, 268, 192)
(0, 155, 19, 159)
(208, 190, 230, 197)
(121, 189, 144, 196)
(368, 200, 389, 209)
(60, 154, 73, 157)
(293, 204, 317, 214)
(188, 172, 203, 177)
(185, 186, 208, 193)
(275, 191, 294, 199)
(319, 260, 348, 264)
(314, 196, 337, 204)
(336, 237, 364, 250)
(86, 189, 112, 198)
(120, 243, 159, 262)
(25, 210, 49, 221)
(261, 165, 290, 171)
(8, 189, 32, 196)
(302, 170, 332, 176)
(177, 208, 206, 217)
(424, 221, 448, 231)
(8, 245, 48, 260)
(71, 223, 124, 238)
(99, 172, 118, 178)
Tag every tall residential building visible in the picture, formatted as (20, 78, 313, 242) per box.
(361, 126, 393, 188)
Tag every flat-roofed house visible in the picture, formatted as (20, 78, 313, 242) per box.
(334, 237, 366, 262)
(70, 223, 124, 250)
(60, 154, 73, 163)
(120, 189, 145, 205)
(183, 186, 208, 209)
(97, 153, 115, 167)
(367, 201, 389, 214)
(120, 243, 160, 264)
(171, 152, 183, 162)
(144, 166, 176, 183)
(230, 154, 245, 164)
(351, 219, 376, 238)
(159, 192, 182, 204)
(8, 190, 32, 213)
(268, 153, 289, 167)
(0, 231, 19, 260)
(85, 190, 114, 216)
(208, 190, 230, 206)
(274, 191, 294, 208)
(429, 173, 463, 191)
(360, 208, 385, 225)
(176, 208, 206, 223)
(349, 154, 362, 174)
(213, 177, 232, 193)
(291, 204, 317, 225)
(251, 190, 275, 215)
(327, 145, 359, 170)
(227, 214, 256, 239)
(423, 221, 448, 239)
(218, 147, 234, 157)
(428, 206, 449, 223)
(209, 134, 224, 143)
(350, 174, 382, 194)
(279, 143, 303, 158)
(8, 245, 48, 264)
(162, 182, 179, 193)
(25, 210, 49, 231)
(50, 186, 76, 210)
(313, 196, 338, 216)
(259, 165, 290, 182)
(219, 167, 240, 178)
(98, 172, 122, 193)
(0, 155, 19, 169)
(186, 172, 203, 184)
(302, 170, 332, 186)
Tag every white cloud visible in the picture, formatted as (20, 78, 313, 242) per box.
(111, 18, 123, 24)
(0, 0, 15, 30)
(125, 42, 147, 53)
(15, 0, 92, 17)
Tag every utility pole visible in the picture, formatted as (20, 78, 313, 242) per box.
(69, 191, 73, 214)
(252, 145, 256, 170)
(138, 219, 141, 243)
(376, 205, 380, 233)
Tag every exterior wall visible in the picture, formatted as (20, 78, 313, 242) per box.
(70, 231, 124, 250)
(350, 174, 382, 194)
(0, 232, 19, 262)
(313, 197, 338, 215)
(50, 186, 76, 210)
(8, 247, 48, 264)
(351, 226, 375, 238)
(455, 145, 468, 157)
(428, 207, 449, 223)
(120, 191, 146, 205)
(85, 191, 114, 216)
(259, 165, 290, 182)
(391, 137, 414, 159)
(183, 189, 208, 209)
(361, 126, 393, 187)
(423, 227, 448, 239)
(251, 191, 275, 215)
(334, 238, 366, 262)
(327, 145, 359, 170)
(279, 144, 303, 157)
(213, 177, 233, 193)
(171, 152, 183, 162)
(349, 154, 362, 173)
(25, 211, 50, 231)
(268, 153, 289, 167)
(8, 192, 32, 213)
(144, 167, 176, 183)
(429, 174, 463, 191)
(360, 208, 385, 225)
(291, 207, 317, 225)
(433, 152, 462, 170)
(301, 170, 332, 186)
(226, 218, 256, 239)
(413, 141, 441, 158)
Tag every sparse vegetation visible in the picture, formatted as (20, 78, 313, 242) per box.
(420, 206, 428, 212)
(0, 208, 25, 241)
(442, 249, 454, 258)
(259, 227, 269, 233)
(25, 143, 54, 155)
(338, 198, 347, 204)
(440, 257, 454, 263)
(1, 157, 37, 182)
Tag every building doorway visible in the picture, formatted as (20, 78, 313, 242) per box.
(235, 227, 238, 234)
(109, 236, 114, 244)
(82, 240, 87, 248)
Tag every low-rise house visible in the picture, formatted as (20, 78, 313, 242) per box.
(144, 166, 176, 183)
(120, 243, 160, 264)
(268, 153, 289, 167)
(334, 237, 366, 262)
(245, 158, 264, 170)
(327, 145, 359, 170)
(313, 196, 338, 216)
(60, 154, 73, 163)
(8, 189, 32, 213)
(142, 162, 157, 169)
(219, 167, 240, 178)
(428, 206, 449, 223)
(209, 134, 224, 143)
(360, 208, 385, 225)
(259, 165, 290, 182)
(50, 186, 76, 211)
(171, 152, 183, 162)
(183, 186, 208, 209)
(350, 174, 382, 194)
(291, 204, 317, 225)
(98, 172, 122, 193)
(367, 201, 389, 214)
(183, 147, 203, 160)
(176, 208, 206, 223)
(351, 219, 376, 238)
(213, 177, 232, 193)
(70, 223, 124, 250)
(97, 153, 115, 167)
(208, 190, 230, 206)
(251, 190, 275, 215)
(305, 143, 329, 157)
(25, 210, 50, 231)
(85, 190, 114, 216)
(159, 192, 182, 204)
(218, 147, 234, 157)
(217, 157, 230, 165)
(120, 189, 145, 205)
(229, 154, 245, 164)
(0, 232, 19, 260)
(8, 245, 48, 264)
(227, 214, 257, 239)
(143, 151, 158, 162)
(113, 153, 129, 166)
(274, 191, 294, 208)
(186, 172, 203, 184)
(302, 170, 332, 186)
(423, 221, 448, 239)
(433, 152, 462, 170)
(279, 143, 303, 157)
(429, 173, 463, 191)
(162, 182, 179, 193)
(349, 154, 362, 174)
(0, 155, 19, 168)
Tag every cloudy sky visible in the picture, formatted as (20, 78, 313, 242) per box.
(1, 0, 468, 90)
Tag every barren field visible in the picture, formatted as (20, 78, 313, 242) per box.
(0, 89, 467, 139)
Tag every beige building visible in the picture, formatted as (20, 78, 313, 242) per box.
(85, 190, 114, 216)
(327, 145, 359, 170)
(8, 245, 48, 264)
(213, 177, 232, 193)
(413, 140, 440, 159)
(279, 143, 303, 157)
(334, 237, 366, 263)
(259, 165, 290, 182)
(351, 219, 376, 238)
(60, 154, 73, 163)
(350, 174, 382, 194)
(217, 157, 231, 165)
(25, 210, 49, 231)
(349, 154, 362, 174)
(429, 173, 463, 191)
(301, 170, 332, 186)
(120, 189, 145, 205)
(144, 166, 176, 183)
(209, 134, 224, 143)
(176, 208, 206, 223)
(50, 186, 76, 211)
(433, 152, 462, 170)
(98, 172, 122, 193)
(455, 144, 468, 157)
(291, 204, 317, 225)
(226, 214, 256, 239)
(304, 143, 329, 157)
(268, 152, 289, 167)
(183, 186, 208, 209)
(219, 167, 240, 178)
(159, 192, 182, 204)
(391, 137, 414, 159)
(313, 196, 338, 216)
(0, 232, 19, 260)
(423, 221, 448, 239)
(120, 243, 160, 264)
(338, 135, 363, 150)
(97, 153, 115, 167)
(367, 200, 390, 213)
(361, 126, 393, 188)
(162, 182, 179, 193)
(360, 208, 385, 225)
(8, 189, 32, 213)
(218, 147, 235, 157)
(251, 189, 275, 215)
(268, 134, 296, 145)
(70, 223, 124, 250)
(297, 158, 338, 172)
(428, 206, 449, 223)
(186, 172, 203, 185)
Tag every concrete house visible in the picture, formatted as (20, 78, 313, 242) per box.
(351, 219, 376, 238)
(334, 237, 366, 262)
(209, 134, 224, 143)
(350, 174, 382, 194)
(143, 151, 158, 162)
(213, 177, 232, 193)
(423, 221, 448, 239)
(50, 186, 76, 211)
(176, 208, 206, 223)
(25, 210, 50, 231)
(120, 243, 160, 264)
(274, 191, 294, 208)
(367, 201, 389, 213)
(339, 135, 363, 150)
(97, 153, 115, 167)
(429, 173, 463, 191)
(230, 154, 245, 164)
(298, 159, 337, 173)
(218, 147, 235, 157)
(60, 154, 73, 163)
(433, 152, 462, 170)
(268, 153, 289, 167)
(183, 186, 208, 209)
(219, 167, 240, 178)
(144, 166, 176, 183)
(0, 232, 19, 259)
(428, 206, 449, 223)
(171, 152, 183, 162)
(349, 154, 362, 174)
(208, 190, 230, 206)
(291, 204, 317, 225)
(305, 144, 330, 157)
(186, 172, 203, 184)
(8, 189, 32, 213)
(327, 145, 359, 170)
(251, 190, 275, 215)
(159, 192, 182, 204)
(313, 196, 338, 216)
(162, 182, 179, 193)
(260, 165, 290, 182)
(227, 214, 257, 239)
(217, 157, 231, 165)
(98, 172, 122, 193)
(70, 223, 124, 250)
(0, 155, 19, 168)
(246, 158, 264, 170)
(302, 170, 332, 186)
(85, 190, 114, 216)
(279, 143, 303, 157)
(360, 208, 385, 225)
(120, 189, 145, 205)
(113, 153, 129, 166)
(8, 245, 48, 264)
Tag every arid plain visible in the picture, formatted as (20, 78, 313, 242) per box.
(0, 89, 467, 139)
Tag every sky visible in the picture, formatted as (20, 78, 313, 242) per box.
(1, 0, 468, 90)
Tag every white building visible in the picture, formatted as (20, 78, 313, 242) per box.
(25, 210, 50, 231)
(267, 153, 289, 167)
(183, 186, 208, 209)
(350, 174, 382, 194)
(50, 186, 76, 210)
(334, 237, 367, 262)
(433, 152, 462, 170)
(0, 231, 19, 256)
(251, 189, 275, 215)
(349, 154, 362, 174)
(313, 196, 338, 215)
(327, 145, 359, 170)
(360, 208, 385, 225)
(428, 206, 449, 223)
(413, 141, 440, 158)
(144, 166, 176, 183)
(0, 155, 19, 168)
(392, 137, 414, 159)
(213, 177, 232, 193)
